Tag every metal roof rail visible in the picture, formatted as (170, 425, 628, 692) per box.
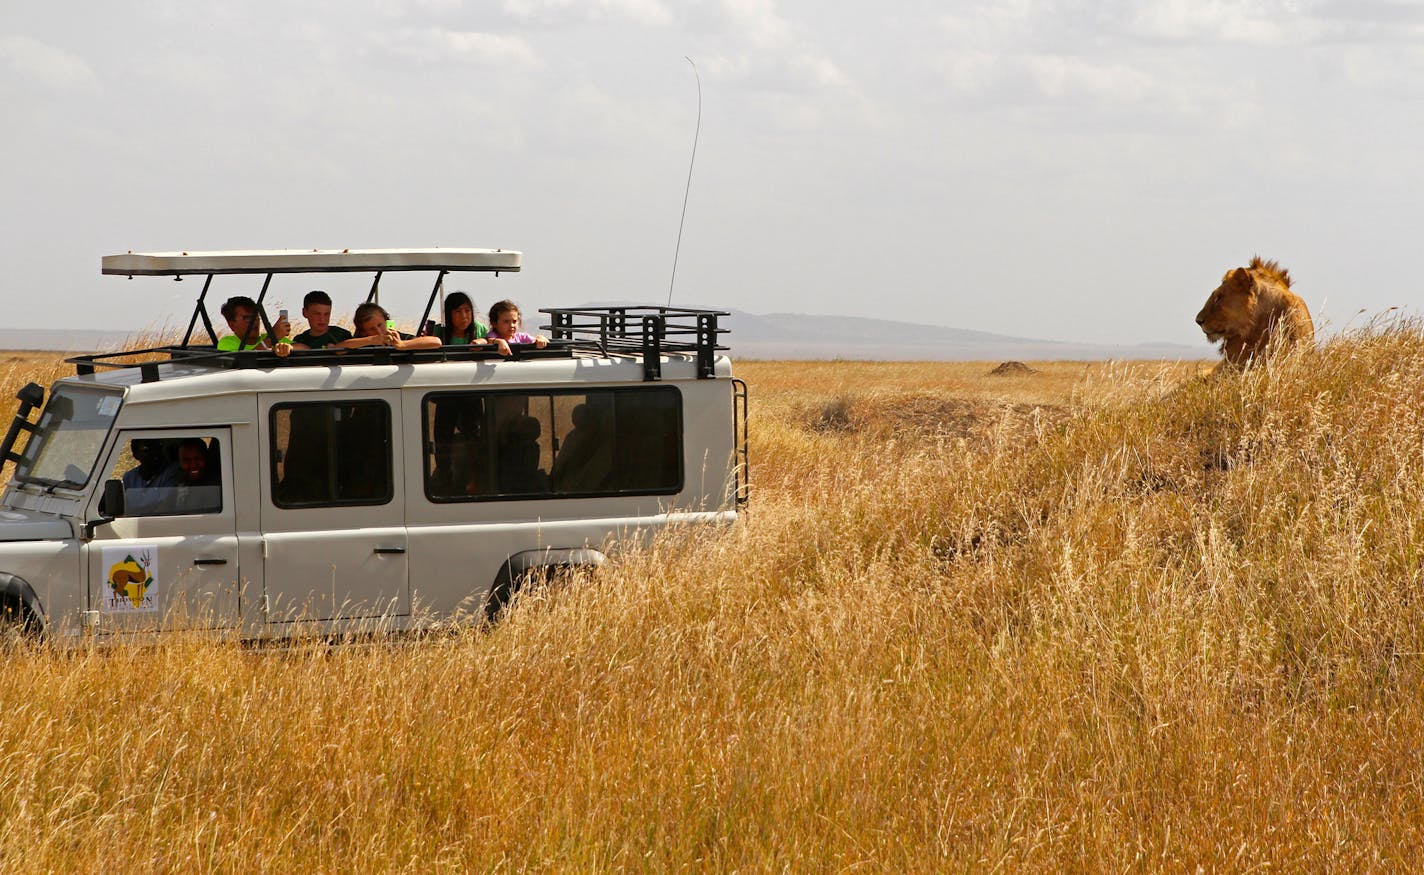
(540, 306, 729, 380)
(64, 342, 577, 382)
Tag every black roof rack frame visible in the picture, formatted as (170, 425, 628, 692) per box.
(541, 306, 729, 381)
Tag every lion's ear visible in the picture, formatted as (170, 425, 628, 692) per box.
(1227, 267, 1257, 295)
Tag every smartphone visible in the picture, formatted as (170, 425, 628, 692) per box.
(385, 319, 396, 330)
(278, 308, 288, 322)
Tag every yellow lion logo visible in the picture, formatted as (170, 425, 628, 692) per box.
(1196, 256, 1314, 368)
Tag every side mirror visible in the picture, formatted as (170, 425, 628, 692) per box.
(102, 479, 125, 518)
(83, 480, 123, 540)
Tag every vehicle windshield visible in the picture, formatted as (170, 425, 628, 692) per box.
(11, 386, 122, 490)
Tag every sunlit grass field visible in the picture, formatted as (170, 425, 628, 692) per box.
(4, 334, 1424, 870)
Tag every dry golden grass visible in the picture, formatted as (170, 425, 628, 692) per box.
(4, 334, 1424, 869)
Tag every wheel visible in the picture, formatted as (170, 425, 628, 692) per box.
(484, 565, 561, 620)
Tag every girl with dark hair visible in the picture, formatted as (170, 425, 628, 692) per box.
(441, 292, 486, 344)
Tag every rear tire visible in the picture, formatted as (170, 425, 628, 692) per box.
(484, 565, 561, 621)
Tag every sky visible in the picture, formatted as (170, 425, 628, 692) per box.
(3, 0, 1423, 347)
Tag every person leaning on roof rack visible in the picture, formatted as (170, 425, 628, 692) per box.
(486, 300, 548, 352)
(336, 302, 442, 351)
(217, 295, 290, 352)
(275, 290, 353, 356)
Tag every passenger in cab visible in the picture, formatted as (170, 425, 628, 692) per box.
(282, 290, 353, 353)
(217, 296, 289, 351)
(339, 302, 442, 351)
(496, 414, 549, 493)
(551, 403, 612, 492)
(172, 437, 221, 514)
(486, 300, 549, 351)
(440, 292, 510, 355)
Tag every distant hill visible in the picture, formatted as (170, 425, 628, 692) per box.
(1, 313, 1215, 362)
(720, 309, 1211, 361)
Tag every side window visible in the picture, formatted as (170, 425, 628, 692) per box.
(423, 388, 681, 502)
(270, 401, 392, 508)
(106, 434, 224, 517)
(609, 389, 680, 492)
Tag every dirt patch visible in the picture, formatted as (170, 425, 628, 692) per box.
(989, 361, 1036, 376)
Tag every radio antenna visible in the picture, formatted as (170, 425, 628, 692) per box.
(667, 56, 701, 307)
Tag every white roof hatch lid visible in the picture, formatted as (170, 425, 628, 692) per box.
(102, 248, 521, 276)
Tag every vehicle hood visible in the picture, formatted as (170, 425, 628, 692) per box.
(0, 508, 73, 542)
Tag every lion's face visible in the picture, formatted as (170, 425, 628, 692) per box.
(1196, 268, 1257, 343)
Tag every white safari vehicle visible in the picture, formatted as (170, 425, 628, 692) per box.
(0, 249, 747, 642)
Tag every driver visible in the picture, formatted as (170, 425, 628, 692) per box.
(121, 439, 180, 515)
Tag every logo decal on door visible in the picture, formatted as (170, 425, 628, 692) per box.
(102, 545, 159, 612)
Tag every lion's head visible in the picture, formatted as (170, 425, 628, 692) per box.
(1196, 256, 1313, 366)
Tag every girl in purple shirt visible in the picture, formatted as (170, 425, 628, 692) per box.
(487, 300, 549, 350)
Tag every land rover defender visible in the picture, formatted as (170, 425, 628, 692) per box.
(0, 249, 748, 642)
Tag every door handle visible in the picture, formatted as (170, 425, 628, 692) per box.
(373, 546, 406, 555)
(193, 557, 228, 566)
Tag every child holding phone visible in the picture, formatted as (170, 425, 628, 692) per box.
(281, 291, 353, 355)
(338, 302, 441, 350)
(217, 295, 290, 352)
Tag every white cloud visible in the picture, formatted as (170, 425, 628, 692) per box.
(936, 47, 1154, 107)
(441, 31, 544, 67)
(1024, 54, 1152, 101)
(502, 0, 673, 27)
(1127, 0, 1326, 44)
(700, 48, 847, 93)
(717, 0, 793, 47)
(930, 0, 1424, 113)
(1336, 43, 1424, 97)
(0, 35, 97, 90)
(940, 0, 1424, 48)
(374, 29, 544, 69)
(693, 0, 853, 97)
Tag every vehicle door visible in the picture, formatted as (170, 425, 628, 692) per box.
(259, 391, 408, 625)
(84, 428, 240, 634)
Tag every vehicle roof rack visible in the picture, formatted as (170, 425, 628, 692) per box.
(65, 343, 577, 384)
(542, 306, 730, 381)
(64, 307, 730, 384)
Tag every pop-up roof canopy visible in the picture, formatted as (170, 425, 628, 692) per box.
(101, 247, 521, 349)
(102, 248, 521, 277)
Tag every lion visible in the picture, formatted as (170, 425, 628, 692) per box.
(1196, 256, 1314, 368)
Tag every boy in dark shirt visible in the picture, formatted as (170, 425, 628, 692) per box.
(283, 290, 353, 352)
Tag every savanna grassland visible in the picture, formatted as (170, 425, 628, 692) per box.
(4, 335, 1424, 871)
